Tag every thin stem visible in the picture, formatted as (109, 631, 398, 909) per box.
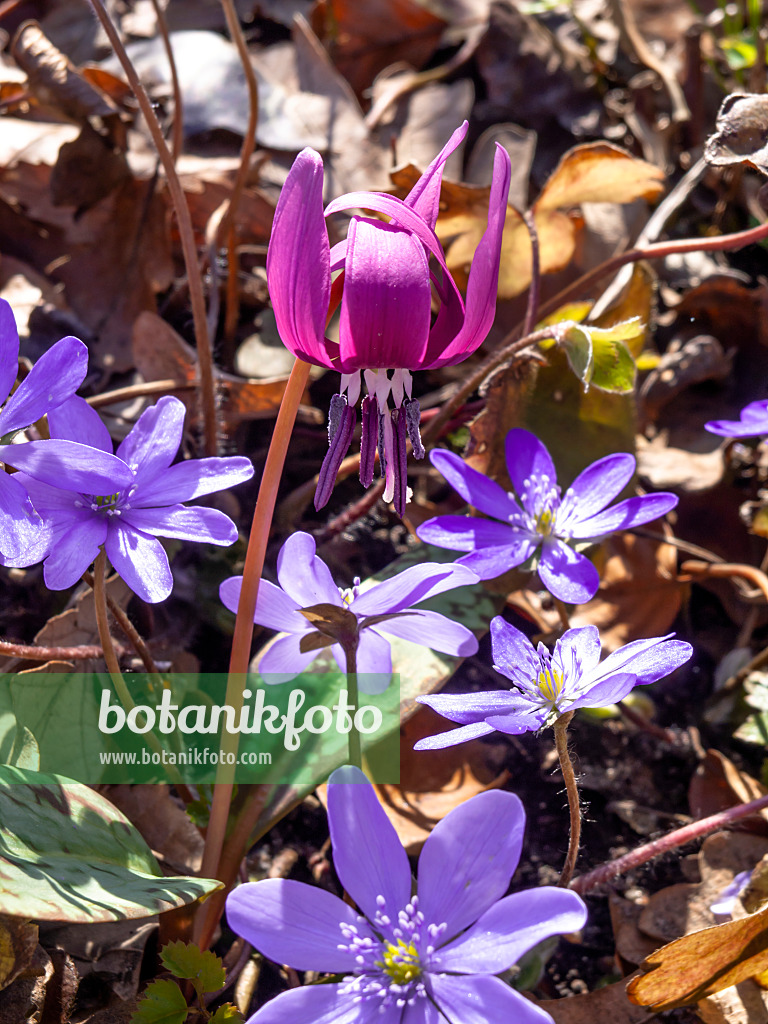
(0, 639, 124, 661)
(341, 638, 362, 769)
(553, 711, 581, 887)
(572, 792, 768, 894)
(88, 0, 218, 456)
(82, 570, 160, 675)
(195, 358, 311, 942)
(92, 550, 123, 679)
(552, 597, 571, 633)
(521, 209, 540, 339)
(88, 380, 195, 408)
(149, 0, 183, 161)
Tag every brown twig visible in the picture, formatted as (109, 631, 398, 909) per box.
(149, 0, 183, 161)
(0, 639, 123, 661)
(521, 208, 541, 339)
(88, 0, 219, 456)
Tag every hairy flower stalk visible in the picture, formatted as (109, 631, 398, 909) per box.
(267, 121, 512, 515)
(226, 766, 587, 1024)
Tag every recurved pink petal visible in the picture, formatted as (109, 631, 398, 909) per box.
(337, 218, 431, 371)
(267, 149, 335, 369)
(404, 121, 468, 229)
(423, 144, 512, 368)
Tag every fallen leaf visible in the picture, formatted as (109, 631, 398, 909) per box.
(705, 94, 768, 175)
(535, 143, 665, 211)
(537, 973, 657, 1024)
(688, 750, 768, 830)
(0, 917, 38, 991)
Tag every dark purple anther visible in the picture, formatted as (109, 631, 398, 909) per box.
(359, 395, 378, 488)
(315, 402, 356, 510)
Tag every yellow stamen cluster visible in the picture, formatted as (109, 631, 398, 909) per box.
(376, 940, 421, 986)
(535, 508, 554, 536)
(538, 667, 564, 703)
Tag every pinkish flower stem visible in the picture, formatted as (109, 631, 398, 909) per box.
(554, 711, 581, 887)
(571, 792, 768, 894)
(195, 357, 311, 948)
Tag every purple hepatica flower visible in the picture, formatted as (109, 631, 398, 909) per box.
(0, 395, 253, 603)
(0, 298, 88, 563)
(269, 121, 511, 516)
(706, 400, 768, 437)
(219, 531, 479, 691)
(415, 617, 692, 750)
(227, 764, 587, 1024)
(417, 428, 679, 604)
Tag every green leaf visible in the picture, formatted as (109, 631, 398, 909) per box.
(160, 941, 226, 994)
(209, 1005, 244, 1024)
(131, 979, 189, 1024)
(590, 331, 637, 393)
(560, 319, 641, 394)
(0, 763, 222, 921)
(560, 324, 593, 384)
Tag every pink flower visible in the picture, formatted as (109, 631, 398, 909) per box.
(269, 122, 511, 515)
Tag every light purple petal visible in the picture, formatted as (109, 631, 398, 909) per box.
(423, 143, 512, 368)
(0, 440, 133, 493)
(350, 562, 478, 616)
(557, 453, 635, 527)
(115, 396, 184, 480)
(47, 396, 113, 453)
(484, 707, 548, 734)
(220, 576, 311, 634)
(417, 514, 525, 553)
(567, 672, 636, 709)
(537, 540, 599, 604)
(327, 767, 412, 925)
(104, 522, 173, 603)
(351, 628, 393, 678)
(276, 532, 341, 608)
(417, 790, 525, 939)
(456, 541, 539, 580)
(0, 298, 19, 405)
(239, 985, 379, 1024)
(42, 517, 107, 590)
(706, 400, 768, 437)
(226, 878, 362, 972)
(129, 455, 254, 505)
(436, 887, 587, 973)
(404, 121, 467, 228)
(0, 472, 47, 561)
(374, 609, 478, 658)
(337, 218, 431, 371)
(417, 690, 529, 725)
(490, 617, 540, 690)
(402, 997, 443, 1024)
(427, 449, 521, 520)
(429, 975, 555, 1024)
(122, 504, 237, 545)
(412, 720, 497, 750)
(258, 634, 321, 681)
(0, 335, 88, 435)
(267, 148, 335, 370)
(569, 493, 678, 538)
(505, 429, 558, 497)
(591, 634, 692, 687)
(552, 625, 602, 682)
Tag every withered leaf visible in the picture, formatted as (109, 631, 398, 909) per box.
(627, 905, 768, 1011)
(705, 93, 768, 175)
(0, 917, 38, 991)
(299, 603, 358, 641)
(535, 142, 665, 211)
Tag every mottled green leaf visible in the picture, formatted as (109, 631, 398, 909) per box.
(0, 763, 221, 921)
(208, 1005, 244, 1024)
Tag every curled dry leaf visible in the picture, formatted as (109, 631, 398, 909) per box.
(705, 94, 768, 176)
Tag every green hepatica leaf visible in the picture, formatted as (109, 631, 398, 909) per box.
(0, 764, 221, 921)
(560, 318, 641, 393)
(130, 978, 188, 1024)
(208, 1005, 244, 1024)
(160, 940, 226, 993)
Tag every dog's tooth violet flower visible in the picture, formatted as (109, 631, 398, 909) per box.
(226, 765, 587, 1024)
(0, 298, 88, 563)
(705, 399, 768, 438)
(0, 395, 253, 603)
(415, 617, 693, 750)
(268, 121, 511, 516)
(219, 531, 479, 689)
(417, 427, 679, 604)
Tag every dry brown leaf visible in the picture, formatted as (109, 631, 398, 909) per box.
(627, 905, 768, 1011)
(537, 973, 657, 1024)
(705, 94, 768, 176)
(570, 533, 681, 651)
(103, 786, 204, 875)
(535, 143, 665, 212)
(0, 918, 38, 991)
(132, 311, 296, 432)
(688, 750, 768, 830)
(697, 979, 768, 1024)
